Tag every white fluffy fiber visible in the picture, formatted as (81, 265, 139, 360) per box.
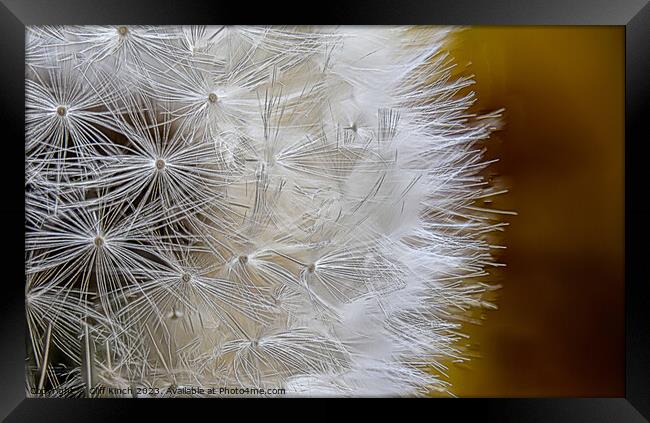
(25, 26, 505, 397)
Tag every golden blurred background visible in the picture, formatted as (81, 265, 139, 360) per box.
(444, 27, 625, 397)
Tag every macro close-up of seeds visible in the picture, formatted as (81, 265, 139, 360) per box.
(25, 26, 506, 397)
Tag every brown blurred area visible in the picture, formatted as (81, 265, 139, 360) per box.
(444, 27, 624, 396)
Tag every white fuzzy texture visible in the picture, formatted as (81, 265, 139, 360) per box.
(25, 25, 505, 397)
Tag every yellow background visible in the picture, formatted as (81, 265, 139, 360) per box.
(444, 27, 624, 397)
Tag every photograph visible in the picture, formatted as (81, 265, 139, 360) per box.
(22, 24, 625, 399)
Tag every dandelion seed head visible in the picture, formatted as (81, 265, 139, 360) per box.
(25, 25, 507, 398)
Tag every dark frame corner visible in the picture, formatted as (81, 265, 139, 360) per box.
(1, 0, 649, 421)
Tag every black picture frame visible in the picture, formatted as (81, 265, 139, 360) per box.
(1, 1, 648, 420)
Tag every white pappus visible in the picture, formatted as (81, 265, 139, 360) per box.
(25, 25, 508, 397)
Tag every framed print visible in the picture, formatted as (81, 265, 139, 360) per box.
(1, 0, 649, 421)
